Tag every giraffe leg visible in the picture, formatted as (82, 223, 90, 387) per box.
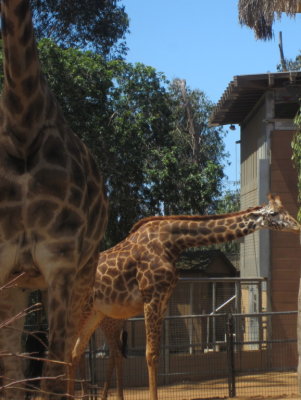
(0, 287, 29, 400)
(143, 302, 164, 400)
(41, 276, 71, 399)
(142, 277, 177, 400)
(101, 318, 126, 400)
(39, 257, 97, 399)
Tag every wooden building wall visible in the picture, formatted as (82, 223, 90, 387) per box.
(270, 130, 301, 312)
(240, 100, 265, 278)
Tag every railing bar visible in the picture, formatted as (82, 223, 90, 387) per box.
(128, 310, 297, 322)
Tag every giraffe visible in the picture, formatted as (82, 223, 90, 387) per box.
(0, 0, 108, 398)
(69, 194, 299, 400)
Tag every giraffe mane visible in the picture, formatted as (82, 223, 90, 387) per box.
(129, 206, 263, 233)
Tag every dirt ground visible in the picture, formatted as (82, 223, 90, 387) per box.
(79, 371, 299, 400)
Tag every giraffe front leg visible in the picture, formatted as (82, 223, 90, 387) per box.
(40, 256, 98, 399)
(0, 287, 29, 400)
(144, 302, 164, 400)
(41, 275, 71, 399)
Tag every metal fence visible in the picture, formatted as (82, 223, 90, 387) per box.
(82, 278, 299, 399)
(84, 311, 298, 399)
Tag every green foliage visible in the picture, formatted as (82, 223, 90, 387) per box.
(277, 54, 301, 72)
(215, 189, 240, 214)
(210, 188, 241, 255)
(278, 51, 301, 220)
(292, 110, 301, 221)
(30, 0, 129, 58)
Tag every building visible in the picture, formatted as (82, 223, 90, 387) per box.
(210, 72, 301, 316)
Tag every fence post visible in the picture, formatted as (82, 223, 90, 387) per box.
(226, 313, 236, 397)
(88, 333, 97, 400)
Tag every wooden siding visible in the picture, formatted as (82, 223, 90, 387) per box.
(270, 130, 300, 314)
(240, 102, 265, 278)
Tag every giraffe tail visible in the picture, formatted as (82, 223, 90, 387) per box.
(119, 329, 128, 359)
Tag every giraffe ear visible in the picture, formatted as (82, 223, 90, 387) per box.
(268, 193, 283, 209)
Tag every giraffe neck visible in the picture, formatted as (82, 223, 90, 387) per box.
(2, 0, 42, 94)
(133, 209, 263, 259)
(0, 0, 55, 148)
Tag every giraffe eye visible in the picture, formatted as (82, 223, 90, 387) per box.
(270, 212, 278, 217)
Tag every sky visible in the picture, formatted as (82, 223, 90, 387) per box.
(121, 0, 301, 187)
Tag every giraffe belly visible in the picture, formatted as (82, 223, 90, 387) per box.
(94, 288, 144, 319)
(98, 302, 144, 319)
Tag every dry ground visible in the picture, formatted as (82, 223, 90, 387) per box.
(19, 371, 299, 399)
(76, 371, 299, 400)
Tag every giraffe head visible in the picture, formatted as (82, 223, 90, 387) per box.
(252, 194, 300, 233)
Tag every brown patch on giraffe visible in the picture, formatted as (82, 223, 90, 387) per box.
(208, 221, 215, 228)
(14, 0, 29, 22)
(0, 180, 22, 202)
(70, 159, 86, 189)
(226, 233, 235, 241)
(27, 200, 58, 227)
(24, 42, 36, 68)
(235, 229, 244, 237)
(50, 207, 83, 237)
(107, 259, 116, 267)
(102, 275, 113, 286)
(214, 226, 226, 233)
(199, 227, 211, 235)
(29, 168, 68, 198)
(22, 93, 45, 128)
(21, 75, 39, 98)
(2, 15, 15, 37)
(68, 187, 82, 207)
(43, 135, 66, 167)
(248, 221, 255, 230)
(46, 241, 76, 259)
(0, 206, 22, 239)
(4, 89, 23, 114)
(114, 276, 126, 292)
(20, 21, 33, 47)
(107, 268, 119, 278)
(3, 153, 26, 175)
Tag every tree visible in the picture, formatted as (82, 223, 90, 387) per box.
(214, 188, 241, 255)
(102, 62, 174, 246)
(277, 53, 301, 71)
(30, 0, 129, 57)
(238, 0, 301, 40)
(146, 79, 227, 216)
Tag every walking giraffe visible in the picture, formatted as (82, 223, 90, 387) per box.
(70, 194, 299, 400)
(0, 0, 108, 398)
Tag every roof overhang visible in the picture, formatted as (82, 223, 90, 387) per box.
(209, 71, 301, 127)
